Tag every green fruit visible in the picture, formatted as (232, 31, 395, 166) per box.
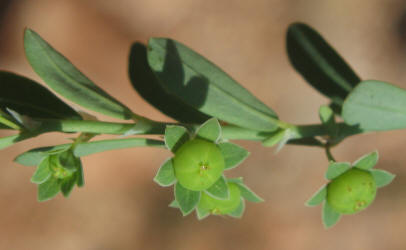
(198, 183, 241, 214)
(173, 138, 225, 191)
(327, 168, 377, 214)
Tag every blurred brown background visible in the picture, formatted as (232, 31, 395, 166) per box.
(1, 0, 406, 249)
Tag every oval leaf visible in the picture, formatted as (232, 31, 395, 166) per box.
(325, 162, 351, 180)
(129, 43, 210, 123)
(218, 142, 249, 170)
(235, 182, 263, 203)
(196, 118, 221, 142)
(38, 177, 60, 202)
(353, 151, 378, 170)
(15, 144, 71, 166)
(342, 80, 406, 131)
(175, 182, 200, 216)
(164, 125, 190, 152)
(73, 138, 165, 157)
(204, 176, 229, 200)
(0, 71, 81, 120)
(306, 185, 327, 207)
(371, 169, 395, 188)
(287, 23, 360, 105)
(31, 157, 52, 184)
(24, 29, 132, 120)
(147, 38, 279, 131)
(322, 201, 341, 229)
(61, 175, 77, 197)
(154, 158, 176, 187)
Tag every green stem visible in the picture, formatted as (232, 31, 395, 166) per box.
(325, 145, 336, 162)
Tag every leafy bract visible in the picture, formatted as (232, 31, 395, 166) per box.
(154, 158, 176, 187)
(38, 177, 60, 201)
(342, 80, 406, 131)
(322, 201, 341, 229)
(235, 182, 263, 203)
(0, 71, 81, 120)
(15, 144, 71, 166)
(287, 23, 360, 105)
(175, 182, 200, 215)
(306, 185, 327, 207)
(325, 162, 351, 180)
(164, 125, 189, 152)
(73, 138, 165, 157)
(218, 142, 249, 170)
(129, 42, 210, 123)
(196, 118, 221, 142)
(204, 176, 229, 200)
(353, 151, 378, 170)
(147, 38, 279, 132)
(24, 29, 132, 120)
(31, 157, 52, 184)
(371, 169, 395, 188)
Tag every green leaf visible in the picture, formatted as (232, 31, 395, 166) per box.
(175, 182, 200, 216)
(227, 177, 244, 184)
(59, 150, 79, 171)
(204, 176, 229, 200)
(218, 142, 249, 170)
(38, 176, 60, 202)
(319, 105, 337, 136)
(129, 42, 210, 123)
(169, 200, 179, 208)
(322, 201, 341, 229)
(196, 118, 221, 142)
(287, 23, 360, 105)
(228, 198, 245, 218)
(147, 38, 279, 132)
(14, 144, 71, 166)
(76, 161, 85, 187)
(73, 138, 165, 157)
(24, 29, 132, 120)
(0, 71, 81, 120)
(371, 169, 395, 188)
(0, 133, 34, 150)
(30, 157, 52, 184)
(196, 206, 210, 220)
(325, 162, 351, 180)
(342, 80, 406, 131)
(60, 176, 76, 197)
(154, 158, 176, 187)
(305, 185, 327, 207)
(235, 183, 263, 203)
(353, 151, 378, 170)
(164, 125, 190, 152)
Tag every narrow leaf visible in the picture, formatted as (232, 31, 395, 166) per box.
(204, 176, 229, 200)
(164, 125, 190, 152)
(325, 162, 351, 180)
(196, 206, 210, 220)
(76, 161, 85, 187)
(0, 71, 81, 120)
(287, 23, 360, 105)
(154, 158, 176, 187)
(14, 144, 71, 166)
(322, 201, 341, 229)
(353, 151, 378, 170)
(147, 38, 279, 131)
(305, 185, 327, 207)
(235, 183, 263, 203)
(24, 29, 132, 120)
(262, 129, 286, 147)
(175, 182, 200, 215)
(129, 42, 210, 123)
(227, 177, 244, 184)
(342, 80, 406, 131)
(73, 138, 165, 157)
(218, 142, 249, 170)
(30, 157, 52, 184)
(38, 177, 60, 202)
(0, 133, 34, 150)
(371, 169, 395, 188)
(196, 118, 221, 142)
(228, 198, 245, 218)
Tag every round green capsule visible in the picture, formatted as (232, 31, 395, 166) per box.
(173, 138, 225, 191)
(198, 183, 241, 214)
(327, 168, 377, 214)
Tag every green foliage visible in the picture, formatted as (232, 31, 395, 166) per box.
(342, 80, 406, 131)
(0, 23, 402, 228)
